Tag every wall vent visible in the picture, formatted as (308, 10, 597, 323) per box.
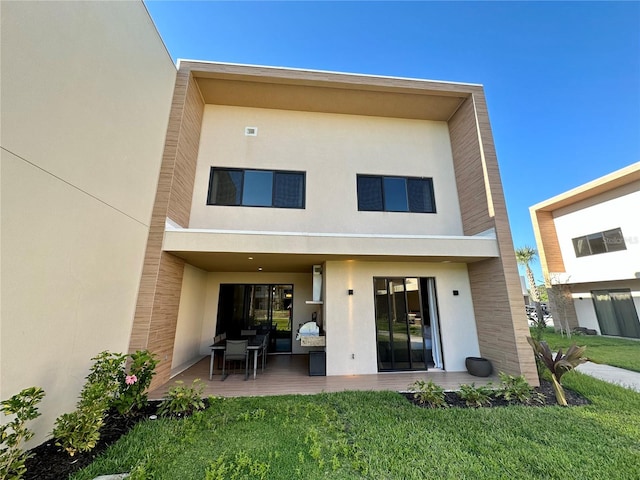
(245, 126, 258, 136)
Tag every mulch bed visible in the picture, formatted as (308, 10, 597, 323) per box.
(24, 402, 160, 480)
(25, 381, 588, 480)
(403, 379, 590, 408)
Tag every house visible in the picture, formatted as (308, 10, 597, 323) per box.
(530, 162, 640, 338)
(129, 60, 537, 390)
(2, 0, 536, 447)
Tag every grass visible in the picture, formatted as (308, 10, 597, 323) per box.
(538, 328, 640, 372)
(72, 373, 640, 480)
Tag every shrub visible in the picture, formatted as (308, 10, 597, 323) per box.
(409, 380, 447, 408)
(53, 351, 125, 456)
(527, 337, 587, 406)
(52, 349, 159, 456)
(158, 379, 206, 417)
(113, 349, 159, 415)
(80, 351, 127, 415)
(1, 386, 45, 480)
(458, 383, 492, 407)
(497, 372, 545, 405)
(52, 406, 104, 457)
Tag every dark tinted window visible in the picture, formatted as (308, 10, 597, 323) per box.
(208, 168, 305, 209)
(407, 178, 435, 213)
(357, 176, 384, 211)
(572, 228, 626, 257)
(383, 177, 408, 211)
(357, 175, 435, 213)
(243, 170, 273, 207)
(603, 228, 626, 252)
(210, 169, 243, 205)
(274, 172, 305, 208)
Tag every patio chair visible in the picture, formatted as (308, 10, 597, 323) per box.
(241, 329, 257, 337)
(222, 339, 249, 380)
(256, 333, 269, 372)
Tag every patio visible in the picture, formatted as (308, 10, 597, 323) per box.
(148, 354, 497, 400)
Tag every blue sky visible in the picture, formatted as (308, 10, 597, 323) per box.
(145, 1, 640, 283)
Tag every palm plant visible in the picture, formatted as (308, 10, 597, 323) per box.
(516, 246, 546, 336)
(527, 337, 587, 406)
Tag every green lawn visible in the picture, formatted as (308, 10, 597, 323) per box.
(73, 373, 640, 480)
(539, 328, 640, 372)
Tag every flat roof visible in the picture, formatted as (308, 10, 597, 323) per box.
(531, 161, 640, 213)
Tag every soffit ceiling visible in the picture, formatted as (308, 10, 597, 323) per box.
(193, 77, 469, 121)
(169, 251, 491, 273)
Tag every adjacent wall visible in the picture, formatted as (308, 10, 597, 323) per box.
(0, 1, 176, 445)
(448, 95, 538, 384)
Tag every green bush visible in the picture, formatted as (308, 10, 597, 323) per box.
(52, 407, 104, 457)
(158, 379, 206, 417)
(458, 383, 492, 407)
(113, 350, 159, 415)
(53, 350, 159, 456)
(409, 379, 447, 408)
(1, 386, 45, 480)
(497, 372, 545, 405)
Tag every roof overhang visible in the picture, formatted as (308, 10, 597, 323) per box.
(179, 60, 480, 121)
(531, 161, 640, 213)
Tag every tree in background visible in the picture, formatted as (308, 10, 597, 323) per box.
(516, 246, 546, 338)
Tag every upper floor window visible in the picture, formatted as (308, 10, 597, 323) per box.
(572, 228, 626, 258)
(207, 167, 305, 209)
(357, 174, 436, 213)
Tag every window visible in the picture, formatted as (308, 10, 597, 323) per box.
(208, 168, 305, 208)
(572, 228, 626, 257)
(357, 175, 435, 213)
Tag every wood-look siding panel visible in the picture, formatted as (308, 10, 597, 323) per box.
(129, 70, 205, 388)
(532, 209, 565, 279)
(449, 94, 538, 384)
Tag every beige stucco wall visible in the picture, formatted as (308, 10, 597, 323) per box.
(190, 105, 464, 236)
(324, 260, 479, 375)
(1, 0, 175, 446)
(171, 264, 208, 373)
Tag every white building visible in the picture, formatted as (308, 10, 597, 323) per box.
(531, 162, 640, 338)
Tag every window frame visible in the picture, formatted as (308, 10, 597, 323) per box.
(356, 174, 436, 213)
(207, 167, 306, 209)
(572, 228, 626, 258)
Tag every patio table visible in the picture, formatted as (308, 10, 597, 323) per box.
(209, 337, 264, 380)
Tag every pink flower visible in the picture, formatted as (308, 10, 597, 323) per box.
(125, 375, 138, 385)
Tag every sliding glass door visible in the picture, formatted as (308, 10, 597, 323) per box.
(374, 277, 442, 371)
(217, 284, 293, 352)
(592, 289, 640, 338)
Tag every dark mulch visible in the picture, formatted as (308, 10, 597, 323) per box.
(404, 379, 590, 408)
(24, 382, 589, 480)
(24, 402, 160, 480)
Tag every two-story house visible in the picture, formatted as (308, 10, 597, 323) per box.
(130, 61, 537, 388)
(531, 162, 640, 338)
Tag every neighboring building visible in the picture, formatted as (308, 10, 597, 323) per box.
(521, 276, 531, 306)
(1, 1, 176, 445)
(129, 60, 537, 390)
(531, 162, 640, 338)
(2, 0, 538, 447)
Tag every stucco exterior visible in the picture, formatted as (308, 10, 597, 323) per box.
(1, 1, 176, 445)
(531, 162, 640, 337)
